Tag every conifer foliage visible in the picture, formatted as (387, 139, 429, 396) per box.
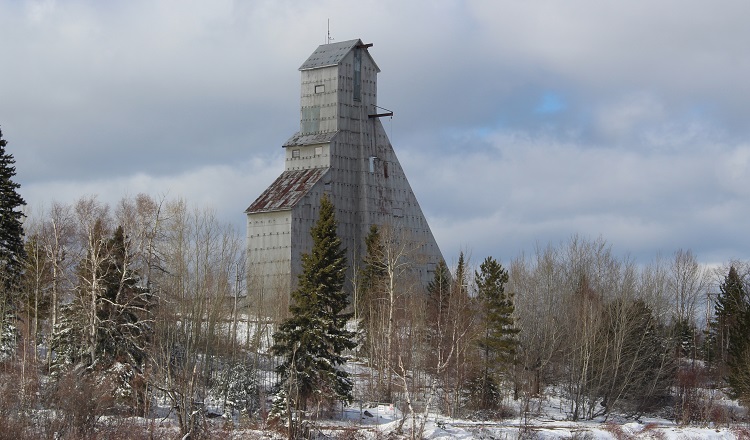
(710, 266, 750, 402)
(0, 128, 26, 357)
(473, 256, 518, 408)
(271, 195, 357, 425)
(0, 128, 26, 287)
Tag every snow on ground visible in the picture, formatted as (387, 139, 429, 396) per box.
(243, 362, 748, 438)
(298, 378, 750, 439)
(313, 407, 746, 439)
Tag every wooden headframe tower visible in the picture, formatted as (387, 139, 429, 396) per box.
(245, 39, 444, 312)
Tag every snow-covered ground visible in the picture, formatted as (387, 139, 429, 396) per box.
(219, 403, 747, 439)
(290, 374, 750, 440)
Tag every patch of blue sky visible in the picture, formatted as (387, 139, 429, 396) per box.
(535, 92, 567, 114)
(471, 126, 494, 138)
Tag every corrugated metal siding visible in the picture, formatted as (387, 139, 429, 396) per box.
(245, 168, 327, 214)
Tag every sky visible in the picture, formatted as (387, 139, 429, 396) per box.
(2, 0, 749, 268)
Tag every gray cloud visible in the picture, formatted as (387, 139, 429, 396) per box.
(3, 0, 750, 268)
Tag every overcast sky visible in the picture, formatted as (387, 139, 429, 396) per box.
(3, 0, 749, 268)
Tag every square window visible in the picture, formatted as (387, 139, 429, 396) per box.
(292, 149, 300, 158)
(315, 146, 323, 155)
(315, 84, 325, 94)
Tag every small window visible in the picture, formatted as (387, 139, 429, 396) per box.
(292, 149, 300, 158)
(315, 146, 323, 156)
(315, 84, 325, 94)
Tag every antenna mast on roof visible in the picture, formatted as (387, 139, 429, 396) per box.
(327, 19, 334, 44)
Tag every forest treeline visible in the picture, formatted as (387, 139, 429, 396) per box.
(2, 130, 750, 439)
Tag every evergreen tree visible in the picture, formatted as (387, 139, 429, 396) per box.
(425, 259, 452, 361)
(427, 259, 451, 323)
(0, 128, 26, 358)
(708, 266, 747, 371)
(727, 306, 750, 404)
(474, 256, 518, 408)
(709, 266, 750, 401)
(0, 128, 26, 288)
(357, 224, 386, 349)
(50, 301, 86, 372)
(97, 225, 152, 368)
(270, 195, 357, 424)
(454, 252, 467, 297)
(361, 225, 387, 293)
(56, 224, 152, 407)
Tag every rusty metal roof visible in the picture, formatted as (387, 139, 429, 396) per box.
(283, 131, 338, 148)
(245, 168, 327, 214)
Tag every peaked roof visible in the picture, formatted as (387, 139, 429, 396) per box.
(245, 168, 327, 214)
(299, 38, 380, 72)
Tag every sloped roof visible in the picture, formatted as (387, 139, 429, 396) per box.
(283, 131, 338, 148)
(299, 38, 380, 72)
(245, 168, 327, 214)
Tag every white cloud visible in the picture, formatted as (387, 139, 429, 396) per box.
(22, 154, 284, 232)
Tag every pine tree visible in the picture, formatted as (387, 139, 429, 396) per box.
(270, 195, 357, 425)
(474, 256, 518, 408)
(0, 128, 26, 358)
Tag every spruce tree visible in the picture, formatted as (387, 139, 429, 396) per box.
(270, 195, 357, 423)
(358, 225, 386, 339)
(709, 266, 747, 370)
(427, 259, 451, 322)
(0, 128, 26, 358)
(710, 266, 750, 401)
(426, 259, 452, 359)
(355, 223, 390, 368)
(727, 306, 750, 404)
(98, 225, 151, 368)
(361, 225, 387, 292)
(474, 256, 518, 408)
(0, 128, 26, 287)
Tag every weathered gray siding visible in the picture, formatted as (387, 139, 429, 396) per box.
(246, 39, 443, 312)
